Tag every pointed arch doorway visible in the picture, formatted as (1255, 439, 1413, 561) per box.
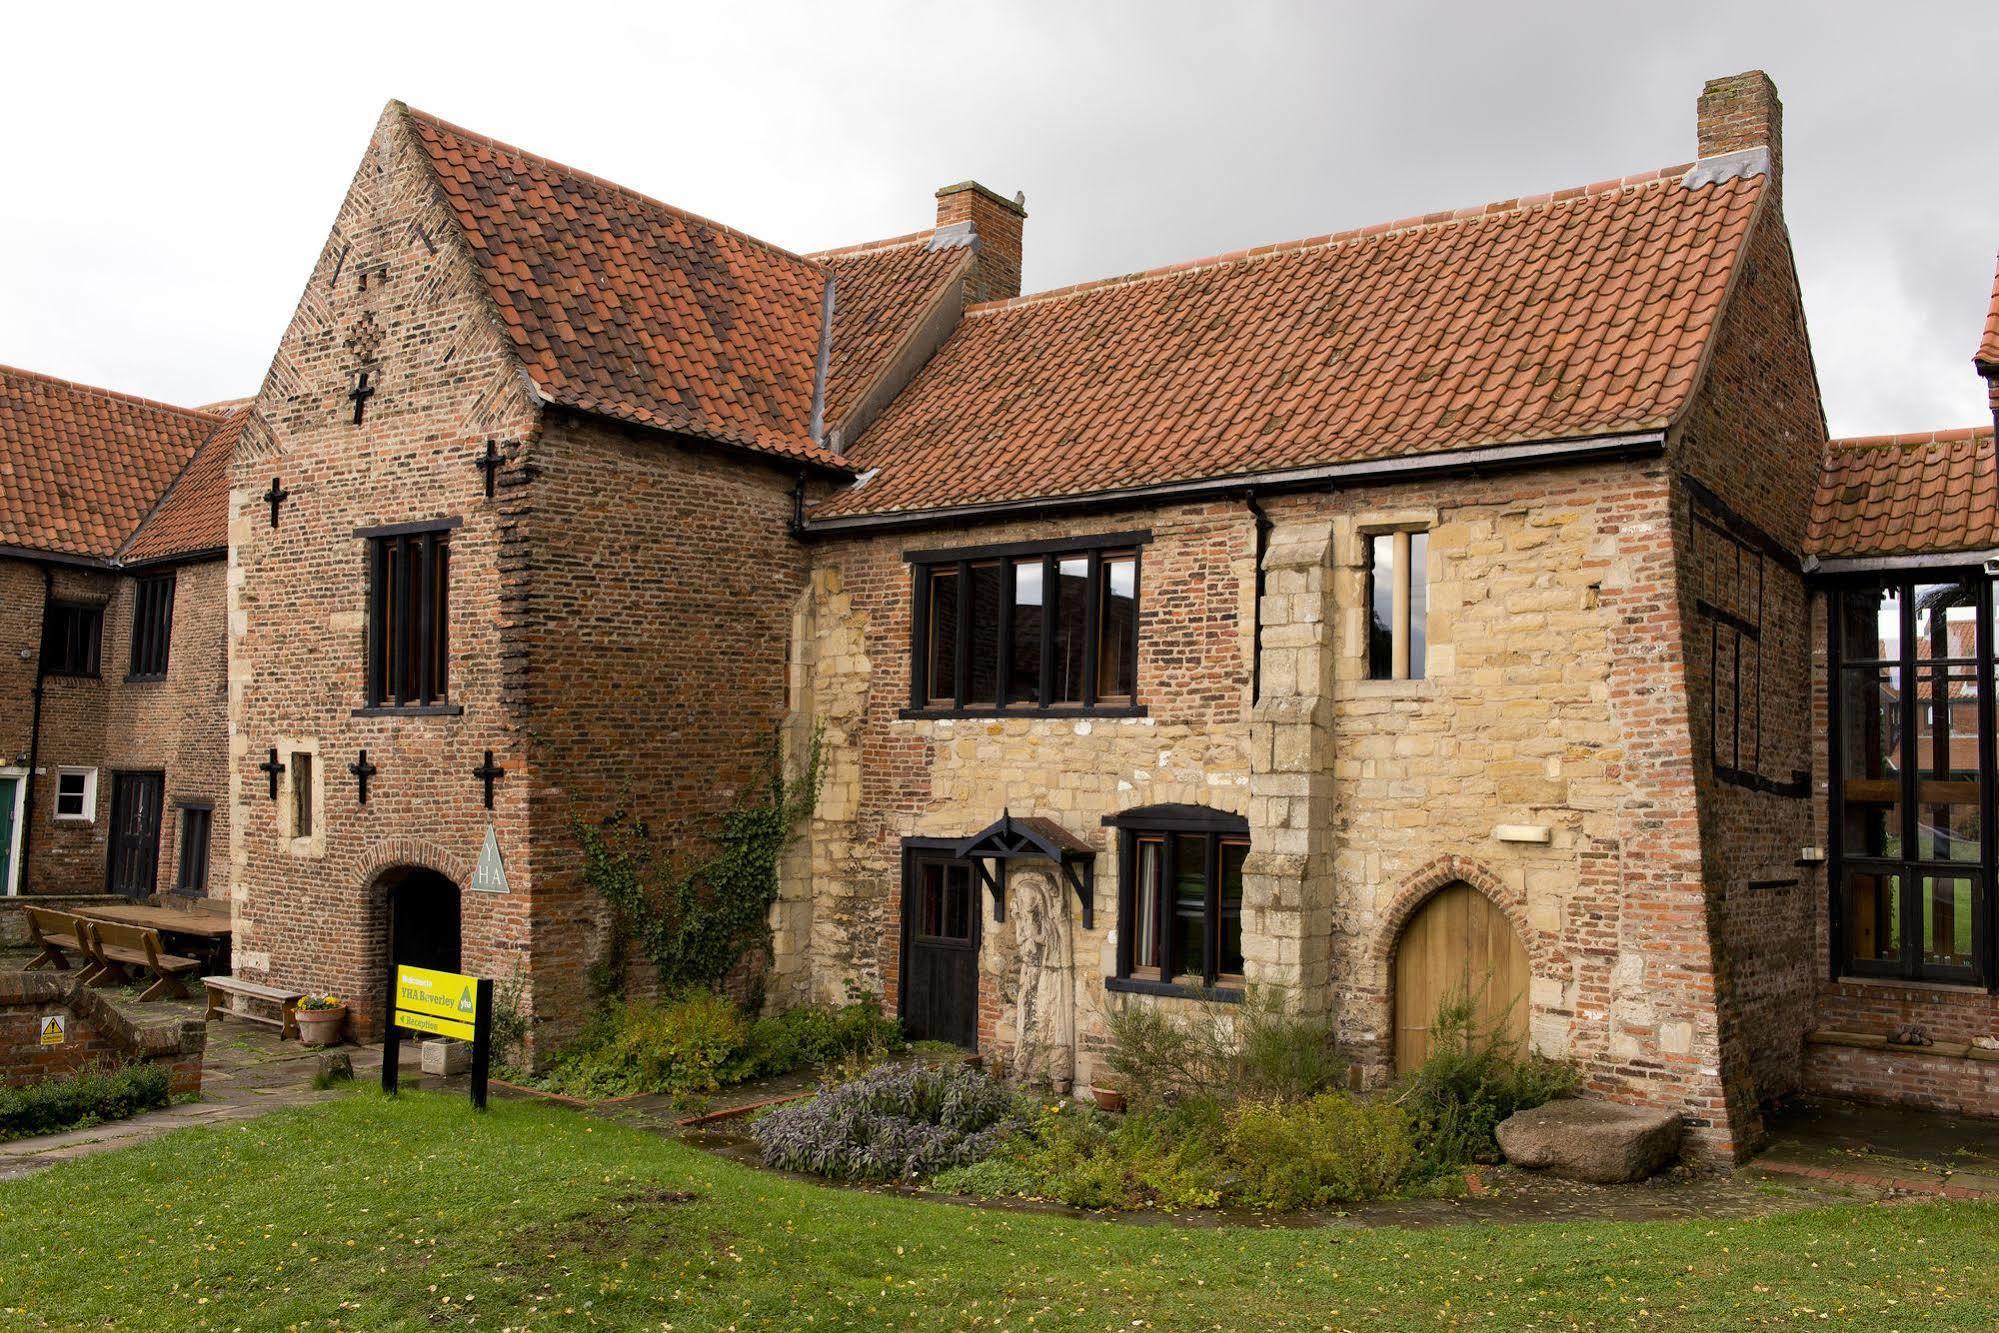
(1392, 882, 1530, 1073)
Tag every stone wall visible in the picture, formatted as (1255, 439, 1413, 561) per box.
(229, 102, 539, 1034)
(792, 462, 1755, 1159)
(0, 971, 204, 1095)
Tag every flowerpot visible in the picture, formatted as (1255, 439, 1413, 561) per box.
(1092, 1086, 1126, 1113)
(297, 1006, 347, 1048)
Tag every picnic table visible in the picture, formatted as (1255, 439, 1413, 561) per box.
(74, 902, 232, 975)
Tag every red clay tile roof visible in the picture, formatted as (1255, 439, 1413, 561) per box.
(1979, 254, 1999, 370)
(1808, 428, 1999, 558)
(403, 108, 849, 472)
(815, 161, 1769, 519)
(122, 408, 246, 564)
(0, 364, 222, 560)
(812, 232, 974, 430)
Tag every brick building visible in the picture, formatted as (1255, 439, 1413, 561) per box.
(16, 69, 1999, 1165)
(0, 365, 237, 904)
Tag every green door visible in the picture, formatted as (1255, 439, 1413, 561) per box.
(0, 776, 17, 896)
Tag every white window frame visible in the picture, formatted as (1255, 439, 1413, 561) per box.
(53, 766, 97, 822)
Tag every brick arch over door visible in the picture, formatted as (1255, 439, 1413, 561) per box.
(354, 837, 474, 898)
(1372, 854, 1562, 981)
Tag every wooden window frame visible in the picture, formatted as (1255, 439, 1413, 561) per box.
(40, 600, 103, 679)
(1828, 571, 1995, 988)
(1108, 806, 1249, 997)
(127, 571, 176, 681)
(362, 523, 455, 712)
(53, 767, 96, 822)
(1364, 528, 1428, 682)
(905, 532, 1149, 719)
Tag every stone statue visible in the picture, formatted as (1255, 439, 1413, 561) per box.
(1007, 867, 1076, 1092)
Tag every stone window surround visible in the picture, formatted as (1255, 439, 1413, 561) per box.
(1342, 509, 1438, 698)
(276, 736, 325, 859)
(53, 766, 96, 822)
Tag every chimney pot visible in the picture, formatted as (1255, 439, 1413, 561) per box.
(935, 181, 1027, 302)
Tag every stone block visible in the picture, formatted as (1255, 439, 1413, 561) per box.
(1495, 1099, 1684, 1183)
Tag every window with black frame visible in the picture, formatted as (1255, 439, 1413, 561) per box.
(1833, 575, 1990, 984)
(909, 534, 1142, 715)
(129, 572, 176, 680)
(174, 803, 213, 895)
(364, 526, 451, 709)
(40, 600, 102, 678)
(1107, 805, 1248, 994)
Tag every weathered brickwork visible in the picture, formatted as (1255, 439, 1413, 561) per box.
(1, 556, 229, 898)
(1667, 201, 1827, 1138)
(230, 103, 539, 1034)
(0, 971, 205, 1095)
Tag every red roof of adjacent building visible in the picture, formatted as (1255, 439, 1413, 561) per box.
(1808, 428, 1999, 558)
(1979, 254, 1999, 370)
(812, 231, 975, 431)
(0, 364, 224, 560)
(813, 158, 1771, 519)
(122, 408, 247, 564)
(403, 108, 851, 473)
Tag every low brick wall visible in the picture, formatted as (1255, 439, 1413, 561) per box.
(1805, 1030, 1999, 1119)
(0, 972, 205, 1094)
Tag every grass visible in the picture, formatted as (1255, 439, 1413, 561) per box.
(0, 1092, 1995, 1329)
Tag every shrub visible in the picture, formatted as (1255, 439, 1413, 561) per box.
(0, 1063, 171, 1141)
(749, 1062, 1019, 1182)
(1223, 1094, 1413, 1208)
(1397, 994, 1579, 1177)
(540, 992, 748, 1098)
(964, 1098, 1231, 1211)
(1101, 989, 1345, 1107)
(735, 995, 902, 1082)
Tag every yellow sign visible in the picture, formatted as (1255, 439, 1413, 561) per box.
(393, 965, 478, 1041)
(39, 1015, 65, 1046)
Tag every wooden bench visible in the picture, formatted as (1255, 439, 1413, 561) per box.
(201, 976, 303, 1041)
(83, 920, 202, 1001)
(23, 907, 91, 974)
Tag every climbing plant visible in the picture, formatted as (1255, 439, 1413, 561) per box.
(577, 731, 823, 997)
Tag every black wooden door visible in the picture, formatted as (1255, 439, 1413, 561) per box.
(106, 772, 164, 900)
(900, 850, 980, 1047)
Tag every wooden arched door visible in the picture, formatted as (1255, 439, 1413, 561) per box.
(1393, 882, 1530, 1073)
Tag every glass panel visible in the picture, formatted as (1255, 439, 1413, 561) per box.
(1009, 558, 1044, 705)
(1050, 556, 1089, 703)
(920, 862, 944, 937)
(1133, 839, 1161, 969)
(1218, 840, 1247, 976)
(1914, 580, 1978, 662)
(926, 567, 959, 703)
(1407, 531, 1428, 680)
(1367, 534, 1394, 680)
(945, 865, 972, 941)
(1097, 555, 1137, 700)
(1839, 667, 1902, 858)
(1912, 666, 1981, 862)
(1838, 584, 1901, 662)
(1921, 874, 1976, 970)
(1843, 868, 1902, 967)
(430, 537, 450, 703)
(968, 562, 1002, 704)
(1171, 833, 1207, 981)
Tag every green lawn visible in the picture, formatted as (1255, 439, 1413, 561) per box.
(2, 1092, 1997, 1329)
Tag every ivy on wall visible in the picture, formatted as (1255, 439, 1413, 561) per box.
(578, 731, 823, 997)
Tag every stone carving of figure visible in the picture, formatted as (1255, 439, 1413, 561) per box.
(1007, 867, 1076, 1091)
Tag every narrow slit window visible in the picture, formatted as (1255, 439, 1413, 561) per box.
(175, 805, 213, 895)
(291, 753, 314, 840)
(1365, 530, 1428, 681)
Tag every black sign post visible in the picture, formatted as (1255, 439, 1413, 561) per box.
(380, 966, 493, 1112)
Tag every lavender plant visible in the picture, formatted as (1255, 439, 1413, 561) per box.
(749, 1062, 1021, 1182)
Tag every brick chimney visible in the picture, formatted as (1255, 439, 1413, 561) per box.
(1697, 71, 1782, 192)
(935, 181, 1027, 303)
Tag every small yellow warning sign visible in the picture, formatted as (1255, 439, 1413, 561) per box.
(39, 1014, 65, 1046)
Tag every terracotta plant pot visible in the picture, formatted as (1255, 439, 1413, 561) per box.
(297, 1006, 347, 1048)
(1092, 1086, 1126, 1113)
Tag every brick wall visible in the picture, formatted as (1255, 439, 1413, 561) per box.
(21, 566, 118, 893)
(230, 102, 539, 1034)
(520, 413, 813, 1046)
(1667, 199, 1828, 1135)
(0, 971, 204, 1095)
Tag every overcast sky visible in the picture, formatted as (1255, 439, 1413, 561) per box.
(3, 1, 1993, 435)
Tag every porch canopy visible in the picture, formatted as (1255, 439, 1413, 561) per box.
(952, 812, 1097, 926)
